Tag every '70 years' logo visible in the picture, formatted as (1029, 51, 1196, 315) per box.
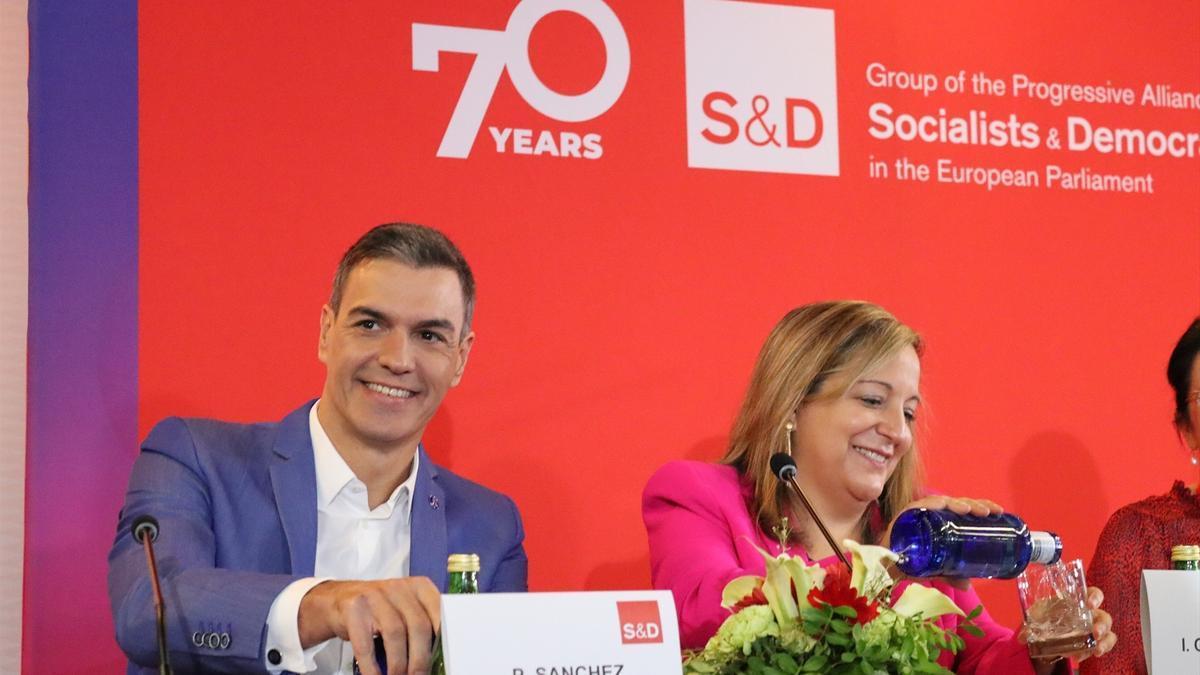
(413, 0, 630, 159)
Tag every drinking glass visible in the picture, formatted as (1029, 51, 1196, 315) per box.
(1017, 558, 1096, 659)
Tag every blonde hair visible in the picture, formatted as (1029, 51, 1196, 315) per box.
(720, 301, 924, 544)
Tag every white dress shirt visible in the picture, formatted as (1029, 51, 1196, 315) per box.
(264, 401, 418, 674)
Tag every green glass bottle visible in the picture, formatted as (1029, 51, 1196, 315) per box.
(446, 553, 480, 594)
(1171, 544, 1200, 571)
(432, 553, 480, 675)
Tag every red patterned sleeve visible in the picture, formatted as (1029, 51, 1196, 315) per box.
(1080, 507, 1160, 675)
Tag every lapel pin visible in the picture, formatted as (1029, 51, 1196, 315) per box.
(429, 495, 440, 509)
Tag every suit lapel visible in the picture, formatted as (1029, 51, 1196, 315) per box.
(409, 445, 448, 590)
(269, 401, 319, 576)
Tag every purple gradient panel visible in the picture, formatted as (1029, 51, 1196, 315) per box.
(26, 1, 137, 673)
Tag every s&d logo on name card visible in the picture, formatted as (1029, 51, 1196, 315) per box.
(413, 0, 630, 160)
(617, 600, 663, 645)
(684, 0, 839, 176)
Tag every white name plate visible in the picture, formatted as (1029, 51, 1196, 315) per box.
(1140, 570, 1200, 674)
(441, 591, 680, 675)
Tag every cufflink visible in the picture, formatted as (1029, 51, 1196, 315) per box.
(267, 648, 282, 665)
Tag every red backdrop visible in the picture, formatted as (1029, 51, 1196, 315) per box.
(137, 0, 1200, 633)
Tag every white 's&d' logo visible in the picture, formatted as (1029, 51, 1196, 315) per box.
(684, 0, 839, 176)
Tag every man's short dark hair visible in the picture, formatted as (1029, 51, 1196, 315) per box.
(330, 223, 476, 332)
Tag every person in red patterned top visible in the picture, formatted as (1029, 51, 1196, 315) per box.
(1082, 316, 1200, 675)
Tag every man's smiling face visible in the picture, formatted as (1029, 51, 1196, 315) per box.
(317, 258, 473, 456)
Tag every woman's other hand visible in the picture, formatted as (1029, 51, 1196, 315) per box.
(1022, 586, 1115, 673)
(1074, 586, 1116, 662)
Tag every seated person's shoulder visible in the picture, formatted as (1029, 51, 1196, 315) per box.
(643, 458, 744, 516)
(644, 460, 742, 503)
(1102, 490, 1182, 530)
(143, 414, 281, 462)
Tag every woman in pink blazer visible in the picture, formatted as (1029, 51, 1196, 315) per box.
(643, 301, 1116, 674)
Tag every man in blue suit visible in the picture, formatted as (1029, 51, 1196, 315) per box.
(108, 223, 527, 674)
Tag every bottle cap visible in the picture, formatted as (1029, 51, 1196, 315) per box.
(1030, 531, 1062, 565)
(447, 553, 481, 573)
(1171, 545, 1200, 562)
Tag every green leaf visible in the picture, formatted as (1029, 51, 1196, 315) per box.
(801, 654, 828, 671)
(772, 652, 799, 671)
(800, 607, 825, 622)
(966, 604, 983, 620)
(914, 661, 952, 674)
(825, 632, 852, 646)
(962, 624, 985, 639)
(832, 605, 858, 618)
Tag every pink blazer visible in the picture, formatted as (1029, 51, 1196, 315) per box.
(643, 460, 1037, 674)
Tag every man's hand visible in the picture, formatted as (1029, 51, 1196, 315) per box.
(298, 577, 441, 675)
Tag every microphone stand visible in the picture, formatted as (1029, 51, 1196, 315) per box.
(134, 516, 172, 675)
(772, 453, 853, 572)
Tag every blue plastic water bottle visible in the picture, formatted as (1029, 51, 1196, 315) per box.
(890, 508, 1062, 579)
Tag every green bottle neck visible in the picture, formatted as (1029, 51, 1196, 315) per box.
(447, 570, 479, 594)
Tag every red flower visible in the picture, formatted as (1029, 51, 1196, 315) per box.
(806, 564, 880, 625)
(731, 585, 768, 612)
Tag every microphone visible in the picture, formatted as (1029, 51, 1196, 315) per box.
(132, 515, 172, 675)
(769, 453, 852, 571)
(769, 453, 797, 481)
(132, 515, 159, 545)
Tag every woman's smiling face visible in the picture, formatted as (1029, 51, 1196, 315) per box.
(791, 345, 921, 509)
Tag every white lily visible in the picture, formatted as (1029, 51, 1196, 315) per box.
(841, 538, 964, 620)
(758, 549, 801, 627)
(779, 554, 826, 613)
(892, 582, 967, 619)
(717, 545, 826, 629)
(721, 575, 765, 610)
(843, 539, 900, 600)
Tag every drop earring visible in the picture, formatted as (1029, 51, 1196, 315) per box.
(784, 421, 795, 456)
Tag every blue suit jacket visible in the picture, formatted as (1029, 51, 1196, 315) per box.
(108, 402, 528, 674)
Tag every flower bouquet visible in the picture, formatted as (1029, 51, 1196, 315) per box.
(684, 540, 984, 675)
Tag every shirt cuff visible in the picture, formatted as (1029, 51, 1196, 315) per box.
(264, 577, 334, 674)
